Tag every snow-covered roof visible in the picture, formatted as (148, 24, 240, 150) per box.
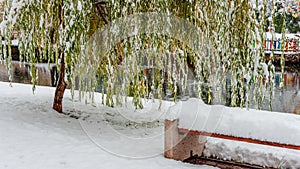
(265, 32, 300, 40)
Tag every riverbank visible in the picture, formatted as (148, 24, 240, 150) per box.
(266, 53, 300, 73)
(0, 82, 216, 169)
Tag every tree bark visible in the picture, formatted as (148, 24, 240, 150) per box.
(53, 53, 67, 113)
(52, 0, 66, 113)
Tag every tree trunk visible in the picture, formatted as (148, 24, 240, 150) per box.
(52, 0, 66, 113)
(53, 53, 67, 113)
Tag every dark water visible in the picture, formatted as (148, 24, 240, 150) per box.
(260, 72, 300, 114)
(191, 72, 300, 114)
(0, 61, 57, 87)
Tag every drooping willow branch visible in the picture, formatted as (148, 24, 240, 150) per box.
(0, 0, 284, 110)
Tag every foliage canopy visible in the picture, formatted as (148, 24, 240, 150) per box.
(0, 0, 284, 110)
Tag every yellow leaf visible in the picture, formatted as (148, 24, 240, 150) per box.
(292, 13, 298, 18)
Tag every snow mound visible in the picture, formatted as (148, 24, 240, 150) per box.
(168, 98, 300, 146)
(0, 82, 216, 169)
(204, 137, 300, 169)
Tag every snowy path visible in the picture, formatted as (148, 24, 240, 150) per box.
(0, 82, 215, 169)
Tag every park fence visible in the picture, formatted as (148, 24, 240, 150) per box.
(264, 38, 300, 53)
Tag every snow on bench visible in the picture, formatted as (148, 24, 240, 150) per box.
(166, 98, 300, 149)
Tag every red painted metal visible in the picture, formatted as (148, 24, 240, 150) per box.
(178, 128, 300, 151)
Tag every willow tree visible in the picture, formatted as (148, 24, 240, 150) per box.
(1, 0, 283, 113)
(1, 0, 96, 113)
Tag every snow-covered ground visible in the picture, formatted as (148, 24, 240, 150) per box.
(167, 98, 300, 168)
(1, 81, 300, 169)
(0, 82, 216, 169)
(204, 137, 300, 168)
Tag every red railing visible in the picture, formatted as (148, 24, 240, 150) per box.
(179, 128, 300, 151)
(264, 38, 300, 53)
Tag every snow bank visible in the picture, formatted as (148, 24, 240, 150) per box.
(166, 98, 300, 168)
(0, 82, 216, 169)
(167, 98, 300, 146)
(204, 137, 300, 169)
(1, 81, 299, 168)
